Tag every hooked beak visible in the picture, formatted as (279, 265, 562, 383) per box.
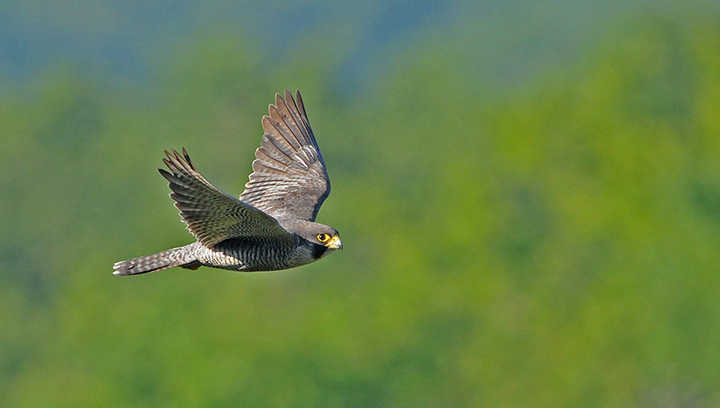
(326, 235, 343, 250)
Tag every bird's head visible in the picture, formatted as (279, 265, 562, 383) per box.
(293, 222, 342, 259)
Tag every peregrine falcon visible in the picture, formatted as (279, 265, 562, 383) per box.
(113, 90, 342, 276)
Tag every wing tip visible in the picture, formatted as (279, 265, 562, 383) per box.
(270, 89, 301, 113)
(161, 147, 197, 174)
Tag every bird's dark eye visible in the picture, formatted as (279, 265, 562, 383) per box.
(317, 233, 330, 242)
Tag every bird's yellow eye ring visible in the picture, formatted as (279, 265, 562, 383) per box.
(317, 233, 330, 242)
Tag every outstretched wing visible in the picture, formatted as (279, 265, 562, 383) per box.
(239, 90, 330, 221)
(159, 148, 292, 247)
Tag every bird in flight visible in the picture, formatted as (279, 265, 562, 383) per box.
(113, 90, 341, 276)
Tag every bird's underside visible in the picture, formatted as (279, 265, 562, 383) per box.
(113, 237, 320, 275)
(113, 90, 341, 276)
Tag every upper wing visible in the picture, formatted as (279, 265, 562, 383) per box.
(239, 90, 330, 222)
(159, 148, 291, 247)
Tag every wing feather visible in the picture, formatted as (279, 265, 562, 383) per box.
(160, 148, 291, 247)
(240, 90, 330, 221)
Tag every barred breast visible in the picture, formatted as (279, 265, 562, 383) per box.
(194, 236, 303, 272)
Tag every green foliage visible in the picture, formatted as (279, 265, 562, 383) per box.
(2, 12, 720, 408)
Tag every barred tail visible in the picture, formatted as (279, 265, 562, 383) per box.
(113, 244, 201, 276)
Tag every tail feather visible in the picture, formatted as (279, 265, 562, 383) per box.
(113, 244, 200, 276)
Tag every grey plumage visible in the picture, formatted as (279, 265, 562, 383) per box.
(241, 90, 330, 221)
(113, 90, 342, 276)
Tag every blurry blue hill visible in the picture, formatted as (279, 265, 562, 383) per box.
(3, 0, 717, 94)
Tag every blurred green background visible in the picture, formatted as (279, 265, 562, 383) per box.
(2, 1, 720, 406)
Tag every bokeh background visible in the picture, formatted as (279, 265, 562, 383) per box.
(2, 1, 720, 406)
